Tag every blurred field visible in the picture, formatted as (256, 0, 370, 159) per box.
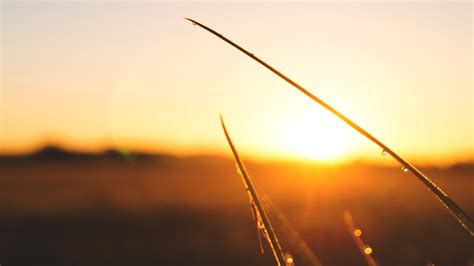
(0, 148, 473, 265)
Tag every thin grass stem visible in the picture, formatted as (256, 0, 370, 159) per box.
(343, 210, 378, 266)
(220, 115, 289, 266)
(187, 18, 474, 236)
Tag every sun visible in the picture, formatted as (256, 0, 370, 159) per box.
(280, 110, 354, 161)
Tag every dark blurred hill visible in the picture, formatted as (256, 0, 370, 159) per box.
(0, 146, 177, 162)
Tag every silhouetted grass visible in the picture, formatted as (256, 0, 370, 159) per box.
(186, 18, 474, 236)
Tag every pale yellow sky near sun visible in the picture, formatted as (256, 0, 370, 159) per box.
(1, 2, 473, 165)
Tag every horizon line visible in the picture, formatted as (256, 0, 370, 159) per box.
(1, 144, 473, 168)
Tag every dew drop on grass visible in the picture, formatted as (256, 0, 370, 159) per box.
(353, 229, 362, 237)
(364, 246, 373, 255)
(401, 166, 409, 173)
(381, 149, 387, 156)
(236, 166, 242, 176)
(285, 253, 295, 265)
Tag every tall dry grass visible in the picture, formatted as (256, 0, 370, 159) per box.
(186, 17, 473, 237)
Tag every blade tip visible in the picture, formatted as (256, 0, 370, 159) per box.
(219, 113, 225, 126)
(184, 17, 197, 24)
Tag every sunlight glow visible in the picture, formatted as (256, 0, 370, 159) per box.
(280, 110, 354, 161)
(3, 2, 472, 165)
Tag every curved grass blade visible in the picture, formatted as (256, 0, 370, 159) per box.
(258, 189, 323, 266)
(343, 210, 378, 266)
(220, 115, 288, 266)
(186, 18, 474, 236)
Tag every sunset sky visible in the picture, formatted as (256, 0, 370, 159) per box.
(1, 2, 472, 165)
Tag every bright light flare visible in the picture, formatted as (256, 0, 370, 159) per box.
(279, 109, 354, 161)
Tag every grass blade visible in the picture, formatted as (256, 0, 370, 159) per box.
(343, 210, 378, 266)
(258, 189, 323, 266)
(187, 18, 474, 236)
(220, 115, 289, 266)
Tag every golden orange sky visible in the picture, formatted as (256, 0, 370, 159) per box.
(1, 2, 473, 165)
